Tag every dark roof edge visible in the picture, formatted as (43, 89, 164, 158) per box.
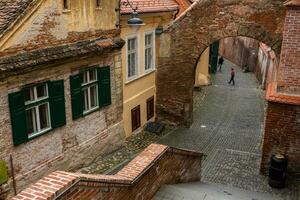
(0, 37, 125, 78)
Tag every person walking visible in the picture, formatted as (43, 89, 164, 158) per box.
(218, 56, 224, 72)
(228, 68, 235, 86)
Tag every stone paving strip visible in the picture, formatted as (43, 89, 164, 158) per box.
(75, 89, 206, 175)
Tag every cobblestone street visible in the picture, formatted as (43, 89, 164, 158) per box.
(158, 60, 300, 199)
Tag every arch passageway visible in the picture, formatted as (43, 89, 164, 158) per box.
(156, 0, 300, 176)
(159, 59, 268, 191)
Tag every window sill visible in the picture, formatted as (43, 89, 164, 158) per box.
(62, 9, 71, 14)
(125, 69, 156, 85)
(83, 107, 100, 117)
(28, 127, 52, 141)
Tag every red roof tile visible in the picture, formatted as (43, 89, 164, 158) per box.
(0, 0, 34, 35)
(121, 0, 179, 14)
(173, 0, 192, 17)
(266, 83, 300, 105)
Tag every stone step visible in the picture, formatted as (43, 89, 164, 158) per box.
(153, 182, 283, 200)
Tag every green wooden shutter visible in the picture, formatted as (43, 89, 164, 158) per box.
(8, 91, 28, 146)
(49, 80, 66, 128)
(98, 66, 111, 107)
(70, 74, 83, 120)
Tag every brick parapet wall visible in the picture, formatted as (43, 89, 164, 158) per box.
(10, 144, 203, 200)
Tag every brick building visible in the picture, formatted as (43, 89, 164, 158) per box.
(0, 0, 125, 198)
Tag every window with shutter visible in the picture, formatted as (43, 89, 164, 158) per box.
(131, 105, 141, 132)
(70, 66, 111, 120)
(8, 81, 66, 145)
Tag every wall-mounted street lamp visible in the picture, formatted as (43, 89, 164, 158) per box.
(122, 0, 144, 26)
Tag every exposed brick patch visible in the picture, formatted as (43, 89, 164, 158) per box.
(10, 144, 203, 200)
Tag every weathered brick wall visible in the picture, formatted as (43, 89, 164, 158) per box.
(261, 2, 300, 176)
(277, 3, 300, 95)
(0, 51, 125, 199)
(219, 37, 259, 72)
(10, 144, 203, 200)
(261, 101, 300, 176)
(256, 43, 279, 89)
(157, 0, 285, 126)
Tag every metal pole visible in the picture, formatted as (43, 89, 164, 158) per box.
(9, 155, 17, 196)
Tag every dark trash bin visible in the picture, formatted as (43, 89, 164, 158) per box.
(268, 154, 288, 189)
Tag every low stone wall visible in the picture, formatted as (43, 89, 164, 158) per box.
(10, 144, 203, 200)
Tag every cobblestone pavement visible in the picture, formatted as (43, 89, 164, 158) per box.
(76, 125, 177, 175)
(158, 60, 300, 199)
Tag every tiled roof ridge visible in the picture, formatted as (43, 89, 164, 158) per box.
(266, 83, 300, 105)
(0, 35, 125, 79)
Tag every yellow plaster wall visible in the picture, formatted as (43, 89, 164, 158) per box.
(195, 47, 210, 86)
(121, 13, 174, 136)
(0, 0, 118, 50)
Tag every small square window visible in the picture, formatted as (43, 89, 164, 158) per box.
(63, 0, 70, 10)
(96, 0, 101, 8)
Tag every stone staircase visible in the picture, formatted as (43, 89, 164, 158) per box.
(153, 182, 282, 200)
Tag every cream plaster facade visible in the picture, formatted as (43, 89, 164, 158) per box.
(121, 13, 175, 136)
(0, 0, 119, 50)
(195, 47, 210, 87)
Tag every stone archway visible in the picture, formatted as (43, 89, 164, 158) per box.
(156, 0, 286, 126)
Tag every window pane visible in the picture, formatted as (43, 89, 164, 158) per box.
(146, 34, 152, 46)
(148, 48, 152, 68)
(89, 69, 97, 81)
(36, 84, 47, 99)
(83, 88, 89, 112)
(131, 39, 136, 50)
(145, 49, 148, 69)
(128, 39, 131, 51)
(26, 107, 37, 135)
(130, 53, 136, 76)
(39, 103, 50, 130)
(24, 88, 35, 102)
(83, 71, 88, 84)
(90, 85, 98, 108)
(128, 54, 132, 77)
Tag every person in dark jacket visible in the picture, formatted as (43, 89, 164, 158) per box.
(228, 68, 235, 86)
(218, 56, 224, 72)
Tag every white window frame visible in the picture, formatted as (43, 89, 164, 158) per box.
(24, 84, 52, 138)
(144, 30, 155, 73)
(82, 69, 99, 114)
(126, 34, 139, 82)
